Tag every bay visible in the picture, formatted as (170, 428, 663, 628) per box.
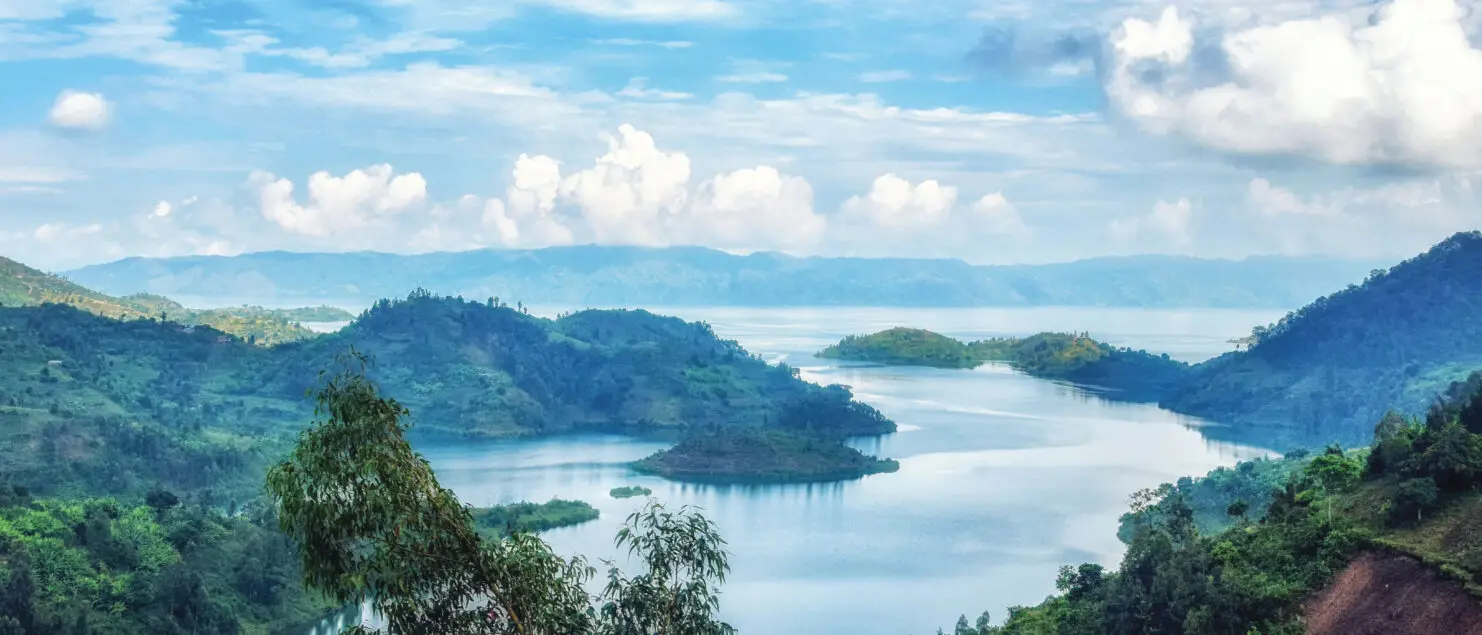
(295, 305, 1285, 635)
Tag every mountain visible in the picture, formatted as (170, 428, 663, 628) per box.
(63, 246, 1391, 309)
(0, 255, 341, 344)
(1161, 231, 1482, 446)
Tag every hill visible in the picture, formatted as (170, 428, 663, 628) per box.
(0, 255, 334, 345)
(63, 246, 1389, 309)
(1161, 231, 1482, 446)
(939, 373, 1482, 635)
(0, 292, 896, 498)
(818, 328, 980, 368)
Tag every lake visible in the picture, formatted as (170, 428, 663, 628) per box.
(284, 305, 1284, 635)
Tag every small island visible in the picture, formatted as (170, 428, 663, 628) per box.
(818, 327, 979, 368)
(609, 485, 653, 499)
(634, 429, 900, 483)
(471, 499, 599, 536)
(820, 329, 1192, 401)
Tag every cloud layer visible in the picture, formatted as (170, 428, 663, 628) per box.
(1106, 0, 1482, 169)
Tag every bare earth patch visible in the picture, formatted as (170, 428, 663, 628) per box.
(1305, 551, 1482, 635)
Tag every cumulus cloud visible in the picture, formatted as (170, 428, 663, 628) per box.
(251, 164, 428, 236)
(469, 125, 824, 252)
(1109, 197, 1193, 250)
(48, 90, 111, 130)
(1106, 0, 1482, 169)
(833, 174, 1028, 258)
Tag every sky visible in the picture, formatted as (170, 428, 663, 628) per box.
(3, 0, 1482, 269)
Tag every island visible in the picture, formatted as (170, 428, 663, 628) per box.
(819, 328, 1190, 401)
(633, 429, 900, 483)
(609, 485, 653, 499)
(818, 327, 980, 368)
(472, 499, 600, 536)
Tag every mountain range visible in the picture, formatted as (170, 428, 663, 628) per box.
(63, 246, 1394, 309)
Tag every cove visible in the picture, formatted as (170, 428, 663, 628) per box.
(297, 306, 1283, 635)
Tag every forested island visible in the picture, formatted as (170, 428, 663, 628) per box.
(635, 429, 899, 483)
(472, 499, 599, 535)
(820, 329, 1188, 401)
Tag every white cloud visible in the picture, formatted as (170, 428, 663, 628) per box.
(48, 90, 111, 129)
(151, 200, 172, 218)
(858, 69, 913, 83)
(558, 124, 692, 244)
(251, 164, 428, 236)
(1109, 197, 1193, 249)
(832, 174, 1029, 258)
(1106, 0, 1482, 169)
(840, 174, 958, 227)
(1248, 178, 1339, 216)
(680, 166, 825, 251)
(617, 77, 694, 100)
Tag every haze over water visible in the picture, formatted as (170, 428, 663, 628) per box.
(298, 306, 1283, 635)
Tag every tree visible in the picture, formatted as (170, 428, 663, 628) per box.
(1225, 499, 1249, 522)
(268, 354, 734, 635)
(1388, 477, 1438, 526)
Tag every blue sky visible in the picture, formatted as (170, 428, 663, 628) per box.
(2, 0, 1481, 269)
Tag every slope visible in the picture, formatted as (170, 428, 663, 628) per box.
(1162, 231, 1482, 446)
(0, 254, 334, 345)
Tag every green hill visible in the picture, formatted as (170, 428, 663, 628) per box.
(0, 290, 895, 499)
(1162, 231, 1482, 446)
(818, 327, 979, 368)
(0, 256, 330, 345)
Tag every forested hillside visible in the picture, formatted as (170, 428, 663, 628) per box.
(1163, 231, 1482, 446)
(65, 246, 1387, 309)
(0, 256, 335, 345)
(942, 371, 1482, 635)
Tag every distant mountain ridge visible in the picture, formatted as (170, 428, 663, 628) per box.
(64, 245, 1392, 309)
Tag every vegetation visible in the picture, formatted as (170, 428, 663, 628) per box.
(0, 256, 332, 345)
(1116, 451, 1313, 543)
(609, 486, 652, 499)
(1164, 231, 1482, 445)
(940, 370, 1482, 634)
(635, 428, 900, 483)
(0, 491, 334, 634)
(472, 500, 600, 536)
(819, 328, 979, 368)
(820, 328, 1189, 401)
(267, 362, 736, 635)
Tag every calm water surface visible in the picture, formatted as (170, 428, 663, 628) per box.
(282, 306, 1283, 635)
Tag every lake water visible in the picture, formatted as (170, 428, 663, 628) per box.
(282, 305, 1284, 635)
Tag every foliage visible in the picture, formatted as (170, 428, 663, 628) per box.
(609, 487, 653, 500)
(268, 362, 734, 635)
(633, 428, 900, 484)
(819, 328, 1190, 400)
(818, 328, 979, 368)
(0, 494, 331, 634)
(1117, 452, 1311, 543)
(1164, 231, 1482, 445)
(473, 501, 600, 536)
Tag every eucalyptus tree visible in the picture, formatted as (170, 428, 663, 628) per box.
(268, 353, 734, 635)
